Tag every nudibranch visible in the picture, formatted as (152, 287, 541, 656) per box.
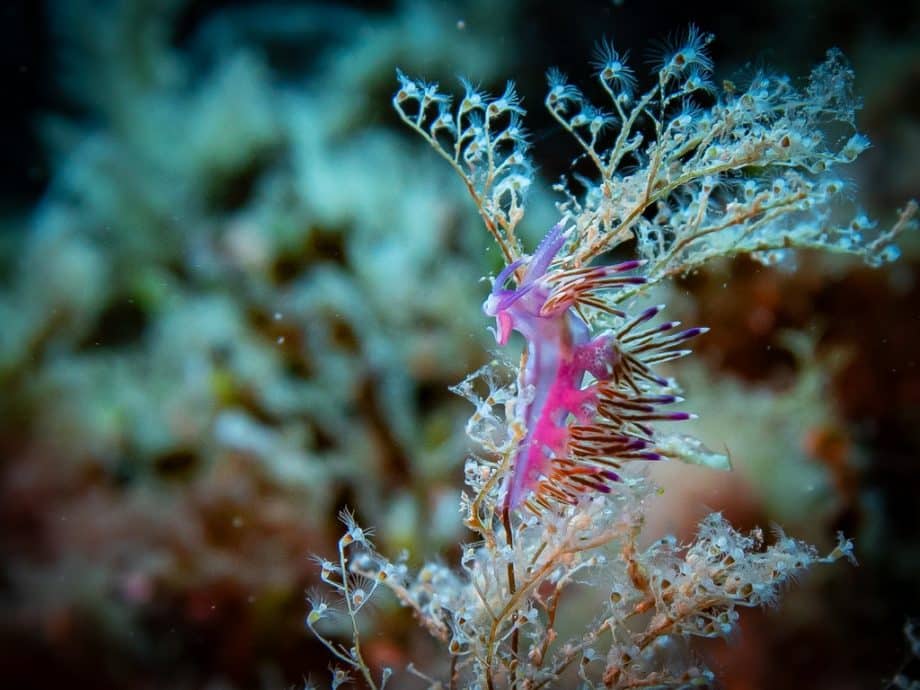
(484, 224, 705, 511)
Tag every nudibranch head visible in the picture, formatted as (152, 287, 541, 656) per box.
(483, 224, 568, 345)
(483, 258, 528, 345)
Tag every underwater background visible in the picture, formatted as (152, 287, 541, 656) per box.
(1, 0, 918, 688)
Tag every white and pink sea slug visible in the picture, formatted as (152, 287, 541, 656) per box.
(484, 224, 706, 511)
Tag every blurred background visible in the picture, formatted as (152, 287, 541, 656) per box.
(0, 1, 917, 688)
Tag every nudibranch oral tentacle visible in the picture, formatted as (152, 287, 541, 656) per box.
(483, 224, 703, 511)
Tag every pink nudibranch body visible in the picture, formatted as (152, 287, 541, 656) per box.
(484, 225, 644, 508)
(484, 224, 702, 510)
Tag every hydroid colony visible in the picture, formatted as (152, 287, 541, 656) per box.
(308, 28, 916, 689)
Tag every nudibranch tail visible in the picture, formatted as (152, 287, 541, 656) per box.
(484, 224, 705, 512)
